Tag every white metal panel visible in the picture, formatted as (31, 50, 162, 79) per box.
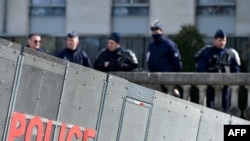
(148, 91, 202, 141)
(97, 75, 128, 141)
(197, 107, 231, 141)
(119, 98, 151, 141)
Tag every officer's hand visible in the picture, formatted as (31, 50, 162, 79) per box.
(104, 61, 109, 68)
(172, 88, 180, 97)
(121, 63, 128, 68)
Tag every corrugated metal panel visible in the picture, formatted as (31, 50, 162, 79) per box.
(57, 63, 106, 128)
(14, 54, 65, 120)
(127, 82, 155, 104)
(0, 39, 20, 140)
(23, 47, 68, 65)
(0, 38, 22, 51)
(197, 107, 231, 141)
(119, 98, 151, 141)
(97, 75, 128, 141)
(148, 91, 202, 141)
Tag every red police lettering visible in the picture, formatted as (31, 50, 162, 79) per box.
(8, 112, 96, 141)
(9, 112, 26, 141)
(25, 116, 43, 141)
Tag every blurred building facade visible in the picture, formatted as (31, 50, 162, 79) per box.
(0, 0, 249, 37)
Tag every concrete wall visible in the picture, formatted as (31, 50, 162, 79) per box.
(6, 0, 29, 35)
(150, 0, 195, 35)
(66, 0, 112, 35)
(235, 0, 250, 36)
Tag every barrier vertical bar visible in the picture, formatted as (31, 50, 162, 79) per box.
(95, 73, 111, 141)
(53, 61, 69, 140)
(3, 54, 24, 141)
(116, 98, 127, 141)
(144, 101, 154, 141)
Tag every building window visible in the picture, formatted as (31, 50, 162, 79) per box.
(197, 0, 235, 15)
(196, 0, 236, 36)
(112, 0, 149, 16)
(29, 0, 65, 34)
(30, 0, 66, 16)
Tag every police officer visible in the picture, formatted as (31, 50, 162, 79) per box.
(147, 19, 182, 96)
(94, 32, 138, 72)
(56, 31, 92, 67)
(195, 29, 241, 112)
(147, 19, 182, 72)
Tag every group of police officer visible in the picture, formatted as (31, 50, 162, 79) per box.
(27, 20, 241, 113)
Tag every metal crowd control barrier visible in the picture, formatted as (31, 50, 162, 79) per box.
(0, 38, 250, 141)
(0, 39, 22, 140)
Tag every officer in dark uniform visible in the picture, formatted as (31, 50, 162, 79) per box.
(56, 31, 92, 67)
(147, 19, 182, 97)
(94, 32, 138, 72)
(147, 19, 182, 72)
(195, 29, 241, 112)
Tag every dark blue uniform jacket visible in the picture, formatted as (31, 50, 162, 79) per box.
(147, 36, 182, 72)
(56, 47, 92, 67)
(94, 47, 138, 72)
(195, 45, 240, 73)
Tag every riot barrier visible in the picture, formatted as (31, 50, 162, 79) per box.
(0, 38, 249, 141)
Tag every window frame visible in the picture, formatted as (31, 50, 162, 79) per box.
(30, 0, 66, 16)
(112, 0, 149, 16)
(196, 0, 236, 16)
(113, 0, 149, 5)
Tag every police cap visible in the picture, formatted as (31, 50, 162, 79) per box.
(214, 29, 226, 39)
